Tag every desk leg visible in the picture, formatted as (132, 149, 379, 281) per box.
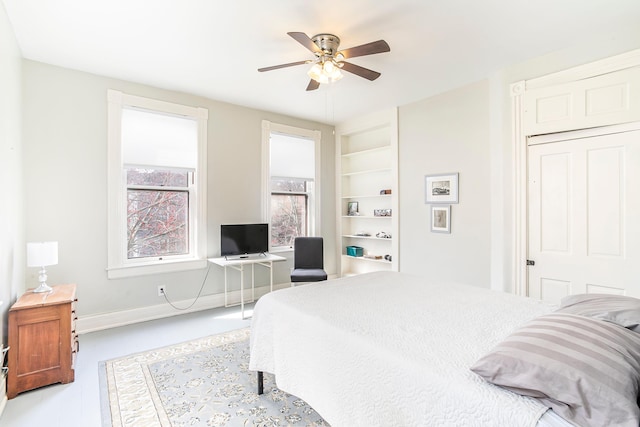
(240, 264, 245, 319)
(251, 263, 255, 303)
(270, 261, 274, 293)
(224, 266, 228, 307)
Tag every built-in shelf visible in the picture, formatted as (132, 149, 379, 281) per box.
(341, 167, 391, 177)
(342, 215, 392, 219)
(342, 254, 392, 264)
(341, 145, 391, 158)
(336, 109, 398, 277)
(342, 194, 392, 199)
(343, 234, 393, 241)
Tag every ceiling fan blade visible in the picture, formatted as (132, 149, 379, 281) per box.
(338, 40, 390, 59)
(306, 79, 320, 91)
(258, 60, 309, 72)
(340, 61, 381, 81)
(288, 32, 322, 54)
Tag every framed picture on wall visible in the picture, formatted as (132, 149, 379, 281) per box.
(425, 173, 459, 204)
(431, 205, 451, 233)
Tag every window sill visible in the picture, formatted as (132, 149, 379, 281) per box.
(270, 247, 293, 254)
(107, 258, 208, 279)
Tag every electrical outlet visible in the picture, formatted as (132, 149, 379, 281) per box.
(157, 285, 166, 297)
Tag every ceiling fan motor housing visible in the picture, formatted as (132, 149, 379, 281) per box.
(312, 34, 341, 56)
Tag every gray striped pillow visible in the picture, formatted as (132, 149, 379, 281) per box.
(558, 294, 640, 332)
(471, 313, 640, 427)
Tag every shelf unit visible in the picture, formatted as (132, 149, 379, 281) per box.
(336, 109, 398, 276)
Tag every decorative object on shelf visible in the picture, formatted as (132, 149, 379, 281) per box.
(384, 254, 392, 262)
(376, 231, 391, 239)
(374, 208, 392, 217)
(347, 201, 359, 216)
(346, 246, 364, 257)
(355, 231, 371, 236)
(26, 241, 58, 293)
(425, 173, 459, 204)
(431, 205, 451, 233)
(364, 254, 383, 260)
(379, 189, 392, 195)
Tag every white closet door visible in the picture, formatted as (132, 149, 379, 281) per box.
(527, 128, 640, 303)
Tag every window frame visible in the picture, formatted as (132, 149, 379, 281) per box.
(107, 90, 208, 278)
(270, 178, 313, 248)
(261, 121, 321, 252)
(125, 168, 191, 260)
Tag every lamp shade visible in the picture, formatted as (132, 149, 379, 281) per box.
(27, 241, 59, 267)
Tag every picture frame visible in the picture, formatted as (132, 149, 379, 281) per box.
(347, 201, 359, 216)
(431, 205, 451, 233)
(425, 173, 459, 204)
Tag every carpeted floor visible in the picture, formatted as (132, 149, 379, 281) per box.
(99, 327, 328, 427)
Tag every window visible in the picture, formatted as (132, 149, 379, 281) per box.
(270, 177, 310, 247)
(262, 122, 321, 250)
(126, 168, 189, 259)
(107, 90, 208, 278)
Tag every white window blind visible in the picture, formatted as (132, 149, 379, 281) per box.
(269, 133, 315, 179)
(122, 108, 198, 170)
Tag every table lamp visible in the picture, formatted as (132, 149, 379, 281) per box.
(27, 241, 58, 293)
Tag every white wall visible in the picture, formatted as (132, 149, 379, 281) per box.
(21, 60, 335, 323)
(0, 1, 23, 410)
(398, 81, 491, 286)
(397, 26, 640, 292)
(0, 0, 23, 347)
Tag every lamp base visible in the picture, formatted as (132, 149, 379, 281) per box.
(33, 283, 53, 293)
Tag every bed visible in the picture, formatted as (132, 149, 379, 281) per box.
(249, 271, 640, 427)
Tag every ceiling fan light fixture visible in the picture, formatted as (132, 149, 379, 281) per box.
(307, 63, 327, 84)
(329, 68, 343, 82)
(308, 59, 343, 84)
(323, 60, 336, 74)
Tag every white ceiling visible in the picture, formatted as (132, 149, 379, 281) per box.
(3, 0, 640, 124)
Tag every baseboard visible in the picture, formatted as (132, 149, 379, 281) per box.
(76, 282, 290, 334)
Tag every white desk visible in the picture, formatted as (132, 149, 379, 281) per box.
(208, 254, 286, 319)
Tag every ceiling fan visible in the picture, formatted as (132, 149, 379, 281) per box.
(258, 32, 390, 91)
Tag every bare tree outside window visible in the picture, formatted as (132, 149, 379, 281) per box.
(126, 169, 189, 259)
(270, 178, 309, 247)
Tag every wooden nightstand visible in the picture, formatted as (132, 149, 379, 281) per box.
(7, 284, 78, 399)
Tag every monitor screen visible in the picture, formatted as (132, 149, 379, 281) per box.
(220, 223, 269, 256)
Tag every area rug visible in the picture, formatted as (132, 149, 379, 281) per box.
(99, 327, 329, 427)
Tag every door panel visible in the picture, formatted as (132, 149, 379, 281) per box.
(528, 129, 640, 303)
(587, 147, 623, 256)
(539, 152, 571, 253)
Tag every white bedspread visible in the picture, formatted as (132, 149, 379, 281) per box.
(249, 271, 558, 427)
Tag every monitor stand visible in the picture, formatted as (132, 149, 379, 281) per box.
(224, 252, 267, 261)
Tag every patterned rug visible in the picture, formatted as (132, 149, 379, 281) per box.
(99, 327, 329, 427)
